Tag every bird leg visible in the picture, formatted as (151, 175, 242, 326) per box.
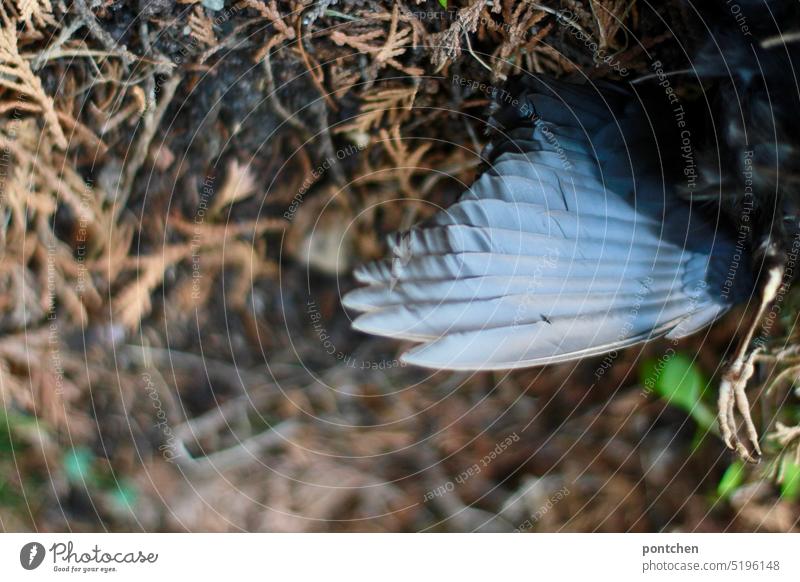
(718, 350, 761, 462)
(717, 261, 784, 463)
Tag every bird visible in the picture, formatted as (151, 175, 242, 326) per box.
(343, 1, 800, 462)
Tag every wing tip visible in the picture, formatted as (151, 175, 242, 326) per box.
(341, 288, 375, 313)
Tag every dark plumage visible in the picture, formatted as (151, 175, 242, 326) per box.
(343, 0, 800, 459)
(345, 76, 753, 369)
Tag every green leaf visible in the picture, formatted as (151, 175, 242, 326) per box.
(780, 460, 800, 502)
(439, 0, 448, 8)
(717, 461, 746, 499)
(109, 481, 138, 512)
(641, 353, 715, 431)
(659, 355, 702, 407)
(0, 410, 37, 453)
(63, 447, 95, 485)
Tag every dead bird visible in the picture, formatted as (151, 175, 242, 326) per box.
(343, 1, 800, 462)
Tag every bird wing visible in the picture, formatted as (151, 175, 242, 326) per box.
(342, 76, 752, 370)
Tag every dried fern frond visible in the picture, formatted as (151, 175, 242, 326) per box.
(329, 5, 424, 81)
(378, 124, 432, 195)
(335, 85, 419, 138)
(0, 118, 110, 332)
(112, 245, 191, 330)
(490, 3, 551, 78)
(188, 5, 218, 47)
(328, 59, 361, 99)
(15, 0, 53, 29)
(0, 22, 67, 148)
(590, 0, 636, 51)
(247, 0, 297, 60)
(431, 0, 488, 68)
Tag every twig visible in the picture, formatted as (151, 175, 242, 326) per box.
(296, 19, 339, 111)
(26, 48, 174, 68)
(198, 18, 262, 64)
(770, 423, 800, 466)
(314, 101, 346, 185)
(324, 9, 361, 22)
(73, 0, 136, 68)
(761, 31, 800, 49)
(176, 420, 300, 475)
(527, 2, 593, 38)
(115, 74, 181, 220)
(463, 30, 494, 74)
(262, 48, 312, 137)
(30, 19, 82, 70)
(764, 364, 800, 396)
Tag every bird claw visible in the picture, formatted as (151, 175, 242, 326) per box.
(715, 260, 784, 464)
(718, 352, 762, 463)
